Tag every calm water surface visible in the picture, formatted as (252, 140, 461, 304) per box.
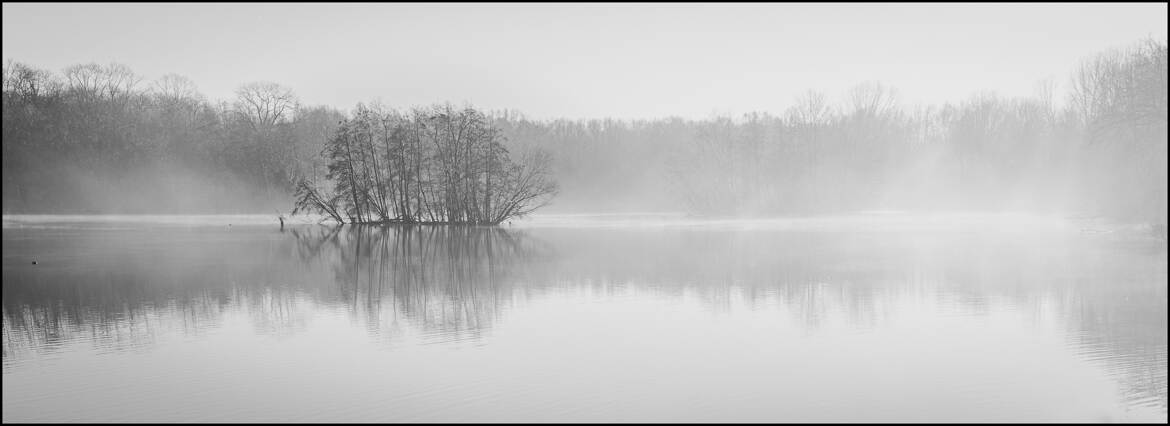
(2, 214, 1166, 422)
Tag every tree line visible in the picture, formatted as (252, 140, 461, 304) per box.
(494, 38, 1166, 228)
(1, 63, 342, 213)
(2, 38, 1165, 228)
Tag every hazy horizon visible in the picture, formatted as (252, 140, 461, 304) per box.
(3, 3, 1166, 120)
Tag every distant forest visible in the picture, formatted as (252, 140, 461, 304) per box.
(2, 38, 1165, 226)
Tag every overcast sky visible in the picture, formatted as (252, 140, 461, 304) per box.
(3, 3, 1166, 120)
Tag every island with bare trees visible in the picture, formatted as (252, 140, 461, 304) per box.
(290, 104, 558, 225)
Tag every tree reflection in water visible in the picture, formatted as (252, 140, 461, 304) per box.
(288, 225, 552, 342)
(1, 225, 1164, 414)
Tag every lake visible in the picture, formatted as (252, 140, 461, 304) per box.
(2, 214, 1166, 422)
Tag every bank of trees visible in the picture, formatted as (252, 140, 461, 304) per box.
(1, 61, 340, 213)
(2, 38, 1165, 228)
(0, 61, 558, 222)
(495, 38, 1166, 229)
(1071, 38, 1168, 226)
(291, 104, 557, 224)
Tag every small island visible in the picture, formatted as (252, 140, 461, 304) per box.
(291, 104, 557, 225)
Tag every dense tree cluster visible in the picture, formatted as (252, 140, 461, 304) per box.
(292, 104, 557, 224)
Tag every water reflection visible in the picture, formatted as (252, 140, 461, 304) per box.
(288, 225, 552, 342)
(2, 223, 1166, 420)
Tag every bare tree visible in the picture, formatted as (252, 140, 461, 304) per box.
(62, 62, 141, 100)
(846, 81, 899, 119)
(234, 81, 298, 130)
(786, 90, 831, 127)
(152, 74, 201, 102)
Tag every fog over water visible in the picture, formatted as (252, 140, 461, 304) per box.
(2, 3, 1167, 423)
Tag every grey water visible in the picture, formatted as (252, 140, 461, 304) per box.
(2, 214, 1166, 422)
